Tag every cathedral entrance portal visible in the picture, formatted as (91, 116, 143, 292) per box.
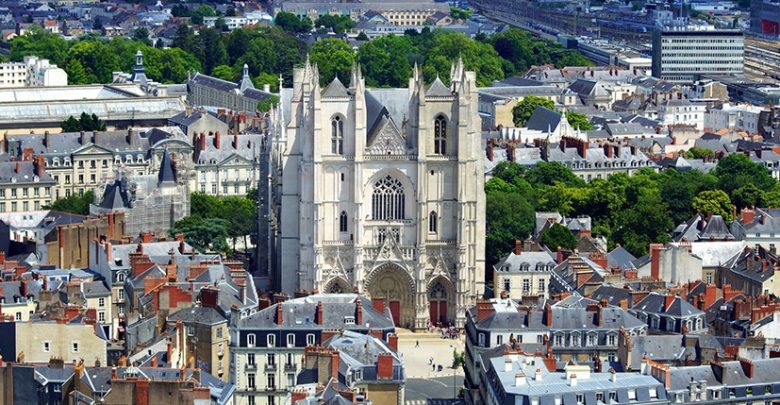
(365, 263, 415, 328)
(428, 277, 454, 327)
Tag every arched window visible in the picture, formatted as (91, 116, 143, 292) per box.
(371, 176, 405, 220)
(331, 116, 344, 155)
(339, 211, 348, 233)
(434, 115, 447, 155)
(428, 211, 437, 233)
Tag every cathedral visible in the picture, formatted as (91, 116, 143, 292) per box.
(268, 58, 485, 329)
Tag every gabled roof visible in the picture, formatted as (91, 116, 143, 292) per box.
(322, 76, 349, 98)
(157, 148, 176, 184)
(426, 76, 452, 97)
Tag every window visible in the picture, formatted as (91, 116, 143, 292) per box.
(15, 312, 21, 320)
(286, 353, 293, 366)
(428, 211, 437, 233)
(503, 279, 510, 292)
(98, 311, 105, 323)
(523, 279, 530, 293)
(555, 334, 562, 346)
(247, 334, 256, 347)
(267, 373, 275, 389)
(496, 335, 503, 345)
(576, 394, 584, 404)
(247, 373, 255, 388)
(267, 334, 276, 347)
(267, 396, 275, 405)
(434, 115, 447, 154)
(609, 392, 617, 402)
(43, 341, 50, 352)
(331, 116, 344, 155)
(596, 392, 604, 402)
(287, 373, 295, 387)
(248, 353, 256, 366)
(72, 341, 80, 353)
(339, 211, 348, 233)
(371, 176, 405, 220)
(286, 334, 295, 347)
(306, 334, 315, 346)
(478, 333, 485, 346)
(248, 395, 256, 405)
(267, 353, 275, 366)
(217, 327, 223, 338)
(98, 298, 105, 307)
(607, 334, 616, 346)
(538, 279, 545, 292)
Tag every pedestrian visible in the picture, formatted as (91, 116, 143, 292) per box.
(429, 356, 433, 366)
(416, 340, 419, 348)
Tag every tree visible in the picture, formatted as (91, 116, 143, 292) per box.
(196, 28, 227, 74)
(133, 27, 152, 46)
(211, 64, 236, 81)
(565, 111, 593, 130)
(356, 31, 369, 41)
(732, 183, 764, 210)
(170, 4, 191, 17)
(486, 191, 535, 266)
(357, 35, 415, 87)
(170, 216, 230, 253)
(253, 72, 279, 92)
(8, 26, 69, 66)
(172, 23, 198, 54)
(79, 112, 106, 131)
(93, 18, 103, 31)
(539, 223, 577, 250)
(310, 38, 355, 85)
(713, 153, 775, 195)
(61, 116, 80, 132)
(683, 147, 715, 160)
(275, 12, 312, 33)
(512, 96, 554, 126)
(314, 15, 354, 34)
(45, 191, 95, 215)
(257, 95, 280, 112)
(67, 40, 120, 83)
(450, 7, 473, 20)
(659, 169, 718, 225)
(235, 37, 275, 77)
(612, 189, 673, 256)
(191, 5, 216, 25)
(524, 162, 585, 188)
(692, 190, 734, 222)
(65, 59, 88, 84)
(418, 31, 504, 87)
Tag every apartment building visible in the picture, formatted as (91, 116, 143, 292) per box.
(652, 27, 744, 83)
(0, 159, 56, 213)
(0, 56, 67, 88)
(231, 294, 395, 405)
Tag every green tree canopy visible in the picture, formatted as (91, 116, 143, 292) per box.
(713, 153, 776, 195)
(211, 64, 236, 81)
(512, 96, 554, 126)
(191, 5, 217, 25)
(310, 38, 355, 86)
(450, 7, 473, 20)
(314, 15, 354, 34)
(692, 190, 734, 222)
(275, 12, 313, 33)
(539, 223, 577, 250)
(170, 217, 230, 253)
(565, 111, 593, 130)
(44, 190, 95, 215)
(486, 190, 535, 265)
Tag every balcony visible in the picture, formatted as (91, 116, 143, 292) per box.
(284, 363, 297, 371)
(245, 363, 257, 372)
(264, 363, 277, 371)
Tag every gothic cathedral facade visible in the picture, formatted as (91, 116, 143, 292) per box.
(269, 59, 485, 329)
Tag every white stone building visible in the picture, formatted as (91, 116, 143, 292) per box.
(0, 56, 67, 88)
(270, 59, 486, 328)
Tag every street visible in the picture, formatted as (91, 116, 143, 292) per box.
(405, 376, 465, 405)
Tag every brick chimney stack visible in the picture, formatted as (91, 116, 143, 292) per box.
(80, 130, 86, 145)
(476, 300, 495, 321)
(15, 161, 20, 174)
(515, 240, 522, 255)
(44, 131, 50, 149)
(387, 333, 398, 351)
(35, 155, 44, 177)
(356, 299, 363, 325)
(127, 128, 134, 146)
(233, 132, 238, 149)
(214, 131, 221, 149)
(277, 303, 283, 325)
(665, 295, 675, 311)
(377, 353, 393, 379)
(316, 301, 323, 325)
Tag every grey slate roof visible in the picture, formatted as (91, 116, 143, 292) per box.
(0, 160, 55, 185)
(698, 215, 735, 240)
(322, 77, 349, 98)
(494, 250, 556, 273)
(167, 306, 227, 326)
(633, 293, 703, 318)
(426, 76, 452, 97)
(607, 246, 637, 270)
(526, 106, 562, 132)
(81, 281, 110, 298)
(157, 148, 176, 184)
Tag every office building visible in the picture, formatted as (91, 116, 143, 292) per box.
(652, 28, 744, 83)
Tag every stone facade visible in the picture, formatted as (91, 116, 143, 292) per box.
(270, 59, 486, 328)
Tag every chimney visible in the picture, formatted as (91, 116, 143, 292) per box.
(569, 373, 578, 386)
(476, 300, 495, 322)
(649, 243, 663, 280)
(741, 208, 756, 224)
(356, 299, 363, 325)
(604, 143, 613, 158)
(277, 303, 283, 325)
(316, 301, 323, 325)
(739, 358, 755, 379)
(291, 389, 308, 404)
(135, 378, 150, 405)
(93, 130, 99, 145)
(0, 251, 5, 265)
(331, 350, 341, 380)
(127, 127, 134, 146)
(111, 367, 117, 380)
(515, 372, 527, 386)
(15, 161, 20, 174)
(166, 342, 173, 363)
(544, 302, 553, 327)
(214, 131, 221, 149)
(108, 213, 115, 238)
(377, 353, 394, 379)
(199, 132, 206, 151)
(263, 83, 271, 92)
(387, 333, 398, 351)
(233, 133, 238, 149)
(486, 141, 493, 161)
(140, 233, 153, 244)
(105, 242, 112, 263)
(44, 131, 50, 148)
(665, 295, 675, 310)
(80, 130, 86, 144)
(35, 155, 44, 177)
(515, 240, 522, 255)
(372, 298, 385, 314)
(179, 239, 185, 254)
